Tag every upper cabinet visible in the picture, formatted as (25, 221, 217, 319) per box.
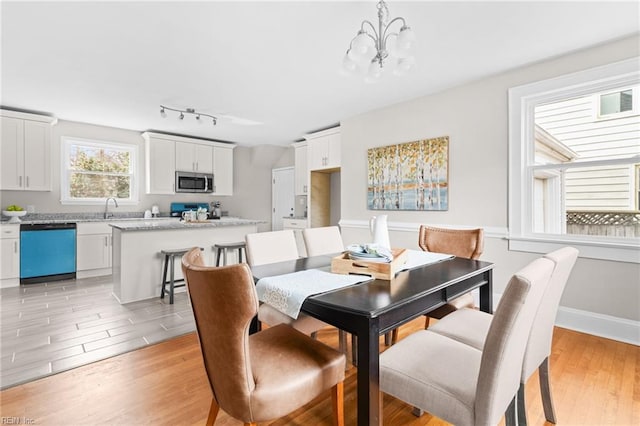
(305, 126, 340, 171)
(175, 141, 213, 174)
(143, 132, 234, 195)
(212, 146, 233, 195)
(144, 133, 176, 194)
(294, 142, 308, 195)
(0, 110, 57, 191)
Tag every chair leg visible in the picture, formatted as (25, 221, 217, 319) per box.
(351, 334, 358, 366)
(331, 381, 344, 426)
(206, 399, 219, 426)
(169, 255, 175, 304)
(411, 407, 423, 417)
(505, 395, 517, 426)
(424, 315, 431, 329)
(384, 332, 392, 346)
(338, 330, 347, 355)
(539, 357, 557, 423)
(391, 328, 399, 345)
(160, 254, 169, 299)
(311, 331, 318, 339)
(517, 381, 527, 426)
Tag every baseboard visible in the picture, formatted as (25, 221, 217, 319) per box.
(555, 306, 640, 346)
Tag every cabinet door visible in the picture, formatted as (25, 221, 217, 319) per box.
(175, 141, 195, 172)
(212, 147, 233, 195)
(23, 120, 51, 191)
(77, 234, 110, 271)
(325, 132, 341, 169)
(194, 144, 213, 173)
(146, 137, 176, 194)
(294, 145, 308, 195)
(0, 238, 20, 279)
(0, 117, 24, 190)
(308, 138, 327, 171)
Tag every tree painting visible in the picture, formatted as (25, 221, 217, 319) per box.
(367, 136, 448, 211)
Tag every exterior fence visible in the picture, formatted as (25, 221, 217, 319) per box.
(566, 211, 640, 238)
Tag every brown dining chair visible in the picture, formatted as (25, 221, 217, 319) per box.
(427, 247, 579, 425)
(380, 255, 555, 426)
(245, 230, 332, 336)
(181, 247, 345, 426)
(390, 225, 484, 344)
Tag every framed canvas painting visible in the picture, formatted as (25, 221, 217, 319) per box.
(367, 136, 449, 211)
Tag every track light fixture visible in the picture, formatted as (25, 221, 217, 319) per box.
(160, 105, 217, 125)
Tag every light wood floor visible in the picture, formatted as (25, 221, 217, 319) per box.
(1, 318, 638, 425)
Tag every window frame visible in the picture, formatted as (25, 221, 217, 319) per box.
(508, 57, 640, 263)
(61, 136, 139, 205)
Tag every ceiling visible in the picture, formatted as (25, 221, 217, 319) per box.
(1, 1, 639, 147)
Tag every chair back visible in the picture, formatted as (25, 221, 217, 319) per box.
(302, 226, 344, 256)
(245, 230, 299, 266)
(521, 247, 578, 380)
(474, 257, 555, 425)
(418, 225, 484, 259)
(181, 248, 259, 417)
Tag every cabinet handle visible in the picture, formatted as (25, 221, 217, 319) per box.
(104, 236, 108, 247)
(19, 176, 22, 187)
(14, 241, 18, 253)
(26, 176, 29, 187)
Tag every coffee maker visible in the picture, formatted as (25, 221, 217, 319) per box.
(211, 201, 221, 219)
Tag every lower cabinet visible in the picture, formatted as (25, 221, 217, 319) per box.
(77, 223, 112, 277)
(0, 224, 20, 286)
(282, 218, 309, 258)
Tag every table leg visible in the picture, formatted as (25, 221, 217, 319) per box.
(357, 323, 381, 426)
(479, 269, 493, 314)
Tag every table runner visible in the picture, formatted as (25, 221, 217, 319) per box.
(256, 269, 371, 319)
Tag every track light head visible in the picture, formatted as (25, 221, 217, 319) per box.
(159, 105, 218, 126)
(160, 106, 166, 118)
(179, 112, 184, 120)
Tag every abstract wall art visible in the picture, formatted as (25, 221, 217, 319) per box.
(367, 136, 449, 211)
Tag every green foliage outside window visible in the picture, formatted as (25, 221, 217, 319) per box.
(68, 144, 132, 199)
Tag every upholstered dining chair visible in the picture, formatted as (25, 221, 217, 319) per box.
(245, 230, 331, 336)
(181, 248, 345, 426)
(389, 225, 484, 345)
(426, 247, 579, 425)
(302, 226, 351, 359)
(302, 226, 345, 256)
(380, 255, 556, 426)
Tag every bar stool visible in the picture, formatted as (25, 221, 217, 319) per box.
(213, 242, 246, 266)
(160, 247, 202, 304)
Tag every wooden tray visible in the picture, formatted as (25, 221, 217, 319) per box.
(331, 248, 408, 280)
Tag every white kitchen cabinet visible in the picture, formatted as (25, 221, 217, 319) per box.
(294, 142, 308, 195)
(212, 146, 234, 195)
(0, 110, 56, 191)
(143, 133, 176, 194)
(77, 222, 112, 277)
(143, 132, 234, 195)
(0, 225, 20, 283)
(175, 141, 213, 173)
(306, 127, 340, 171)
(282, 218, 308, 257)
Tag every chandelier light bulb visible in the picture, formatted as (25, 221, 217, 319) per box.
(367, 59, 384, 81)
(397, 26, 416, 50)
(352, 30, 375, 58)
(343, 52, 359, 73)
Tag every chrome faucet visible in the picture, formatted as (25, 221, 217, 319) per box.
(104, 197, 119, 219)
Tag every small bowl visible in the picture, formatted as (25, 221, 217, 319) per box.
(2, 210, 27, 223)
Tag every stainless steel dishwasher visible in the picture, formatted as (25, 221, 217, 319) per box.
(20, 223, 77, 284)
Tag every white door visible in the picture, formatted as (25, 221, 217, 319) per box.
(272, 167, 295, 231)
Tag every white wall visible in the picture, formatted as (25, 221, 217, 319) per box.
(0, 119, 292, 229)
(339, 35, 640, 342)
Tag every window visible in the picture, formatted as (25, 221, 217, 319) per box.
(508, 57, 640, 263)
(599, 88, 634, 117)
(61, 137, 138, 204)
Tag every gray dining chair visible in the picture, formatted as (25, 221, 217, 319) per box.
(427, 247, 578, 425)
(245, 230, 332, 336)
(380, 255, 556, 426)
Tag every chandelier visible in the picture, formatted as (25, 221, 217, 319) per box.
(343, 0, 416, 80)
(160, 105, 217, 125)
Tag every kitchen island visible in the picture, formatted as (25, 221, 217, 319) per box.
(110, 218, 262, 304)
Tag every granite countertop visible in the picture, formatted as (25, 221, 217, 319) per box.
(109, 217, 264, 231)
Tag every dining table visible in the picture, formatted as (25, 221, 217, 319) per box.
(251, 251, 494, 426)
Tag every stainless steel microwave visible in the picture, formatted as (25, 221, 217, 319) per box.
(175, 171, 214, 193)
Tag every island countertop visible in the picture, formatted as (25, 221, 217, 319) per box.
(108, 217, 264, 231)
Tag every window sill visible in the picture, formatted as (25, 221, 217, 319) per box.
(60, 199, 139, 206)
(509, 235, 640, 263)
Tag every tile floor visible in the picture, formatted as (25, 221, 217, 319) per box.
(0, 275, 195, 390)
